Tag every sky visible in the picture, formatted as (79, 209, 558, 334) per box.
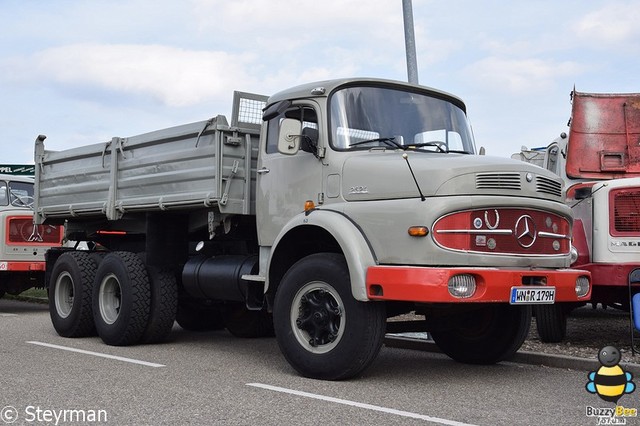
(1, 0, 638, 164)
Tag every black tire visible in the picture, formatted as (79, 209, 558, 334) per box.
(175, 299, 225, 332)
(273, 253, 386, 380)
(92, 251, 151, 346)
(49, 251, 99, 337)
(140, 267, 178, 344)
(535, 304, 567, 343)
(222, 302, 275, 338)
(430, 304, 531, 364)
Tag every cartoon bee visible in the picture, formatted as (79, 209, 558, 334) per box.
(586, 346, 635, 403)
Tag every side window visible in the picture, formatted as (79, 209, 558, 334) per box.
(265, 106, 318, 154)
(0, 182, 7, 206)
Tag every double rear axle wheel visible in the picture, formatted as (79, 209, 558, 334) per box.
(49, 251, 177, 346)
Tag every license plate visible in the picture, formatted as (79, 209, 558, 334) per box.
(510, 286, 556, 304)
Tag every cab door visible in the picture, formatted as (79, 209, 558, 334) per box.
(256, 103, 324, 246)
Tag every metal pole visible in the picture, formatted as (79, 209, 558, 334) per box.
(402, 0, 419, 84)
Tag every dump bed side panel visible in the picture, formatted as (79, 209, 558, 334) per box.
(34, 92, 267, 224)
(567, 91, 640, 179)
(34, 117, 261, 224)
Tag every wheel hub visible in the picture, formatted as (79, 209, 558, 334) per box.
(296, 289, 342, 347)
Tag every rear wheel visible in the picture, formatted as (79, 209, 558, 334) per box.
(430, 304, 531, 364)
(49, 251, 99, 337)
(273, 253, 386, 380)
(140, 267, 178, 343)
(92, 251, 151, 346)
(535, 304, 567, 343)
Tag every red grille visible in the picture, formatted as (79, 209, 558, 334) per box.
(611, 188, 640, 235)
(432, 208, 571, 255)
(7, 217, 62, 244)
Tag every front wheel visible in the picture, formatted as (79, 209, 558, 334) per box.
(273, 253, 386, 380)
(430, 304, 531, 364)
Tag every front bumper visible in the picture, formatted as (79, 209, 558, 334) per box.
(0, 261, 46, 272)
(365, 266, 591, 303)
(577, 263, 640, 287)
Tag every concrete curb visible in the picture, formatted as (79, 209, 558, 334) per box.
(384, 335, 640, 376)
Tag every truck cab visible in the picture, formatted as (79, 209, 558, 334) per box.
(0, 172, 62, 298)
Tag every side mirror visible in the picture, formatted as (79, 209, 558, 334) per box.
(300, 127, 319, 154)
(277, 118, 302, 155)
(574, 186, 592, 200)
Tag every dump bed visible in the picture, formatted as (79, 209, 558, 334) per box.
(567, 90, 640, 179)
(34, 92, 267, 224)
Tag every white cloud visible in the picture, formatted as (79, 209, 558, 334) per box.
(22, 44, 258, 107)
(463, 57, 583, 94)
(573, 1, 640, 47)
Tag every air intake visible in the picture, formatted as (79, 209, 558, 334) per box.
(536, 176, 562, 197)
(476, 172, 521, 190)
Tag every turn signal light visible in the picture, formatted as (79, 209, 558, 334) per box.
(408, 226, 428, 237)
(304, 200, 315, 212)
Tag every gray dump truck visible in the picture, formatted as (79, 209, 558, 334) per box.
(34, 78, 590, 380)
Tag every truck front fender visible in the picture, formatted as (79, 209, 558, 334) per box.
(268, 209, 377, 301)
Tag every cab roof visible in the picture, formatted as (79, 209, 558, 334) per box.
(266, 77, 467, 113)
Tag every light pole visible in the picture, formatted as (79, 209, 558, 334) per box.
(402, 0, 419, 84)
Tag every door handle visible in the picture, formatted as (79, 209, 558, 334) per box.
(257, 167, 270, 174)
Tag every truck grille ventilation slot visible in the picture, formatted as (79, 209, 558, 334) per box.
(535, 176, 562, 197)
(613, 189, 640, 233)
(475, 173, 521, 190)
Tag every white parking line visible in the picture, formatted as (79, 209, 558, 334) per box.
(246, 383, 477, 425)
(26, 341, 165, 368)
(0, 313, 18, 317)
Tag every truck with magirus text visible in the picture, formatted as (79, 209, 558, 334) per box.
(513, 89, 640, 343)
(0, 166, 62, 298)
(34, 78, 591, 380)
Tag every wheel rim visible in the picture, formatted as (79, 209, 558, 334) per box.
(290, 281, 345, 354)
(54, 271, 74, 319)
(99, 273, 122, 325)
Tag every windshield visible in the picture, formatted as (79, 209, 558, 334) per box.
(0, 180, 35, 208)
(330, 85, 475, 153)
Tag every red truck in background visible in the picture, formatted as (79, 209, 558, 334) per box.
(0, 165, 63, 298)
(513, 90, 640, 342)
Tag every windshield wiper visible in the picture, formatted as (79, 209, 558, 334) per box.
(404, 142, 447, 153)
(350, 137, 403, 149)
(446, 150, 472, 154)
